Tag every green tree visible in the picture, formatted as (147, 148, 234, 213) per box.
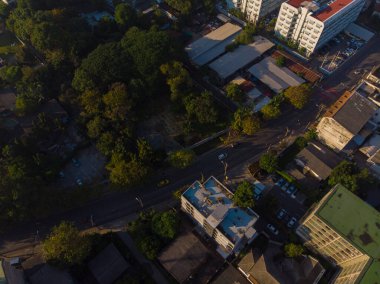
(241, 115, 261, 135)
(275, 55, 286, 67)
(261, 103, 281, 120)
(137, 139, 154, 164)
(235, 24, 256, 45)
(233, 181, 254, 208)
(42, 221, 91, 267)
(168, 149, 195, 169)
(184, 91, 217, 124)
(80, 90, 102, 118)
(86, 116, 106, 139)
(284, 84, 311, 109)
(165, 0, 192, 15)
(0, 66, 22, 84)
(114, 3, 137, 30)
(259, 152, 278, 173)
(107, 153, 149, 187)
(226, 83, 246, 103)
(137, 235, 161, 260)
(328, 161, 358, 192)
(103, 82, 135, 121)
(284, 243, 304, 258)
(231, 107, 260, 135)
(160, 61, 193, 102)
(152, 211, 180, 239)
(72, 42, 131, 92)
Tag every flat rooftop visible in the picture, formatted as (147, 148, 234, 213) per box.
(313, 0, 353, 22)
(186, 23, 242, 62)
(317, 184, 380, 283)
(183, 176, 259, 244)
(248, 57, 305, 94)
(209, 36, 274, 80)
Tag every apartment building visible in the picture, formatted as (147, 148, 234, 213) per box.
(240, 0, 286, 23)
(181, 176, 259, 258)
(274, 0, 365, 55)
(317, 91, 378, 152)
(296, 184, 380, 283)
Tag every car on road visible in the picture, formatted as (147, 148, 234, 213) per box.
(76, 178, 83, 186)
(72, 158, 80, 167)
(157, 179, 170, 188)
(266, 224, 279, 235)
(218, 153, 227, 161)
(287, 217, 297, 228)
(277, 209, 287, 220)
(58, 171, 65, 178)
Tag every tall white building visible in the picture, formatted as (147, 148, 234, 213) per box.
(274, 0, 365, 55)
(240, 0, 287, 23)
(181, 176, 259, 258)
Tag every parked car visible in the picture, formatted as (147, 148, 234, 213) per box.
(291, 189, 298, 199)
(72, 158, 80, 167)
(286, 184, 297, 195)
(282, 182, 290, 191)
(287, 217, 297, 228)
(76, 178, 83, 186)
(58, 171, 65, 178)
(277, 209, 287, 220)
(276, 178, 285, 187)
(267, 224, 279, 235)
(218, 153, 227, 161)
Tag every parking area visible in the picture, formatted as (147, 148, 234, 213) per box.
(56, 145, 107, 188)
(316, 32, 369, 74)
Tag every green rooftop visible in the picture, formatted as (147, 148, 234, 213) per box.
(317, 184, 380, 283)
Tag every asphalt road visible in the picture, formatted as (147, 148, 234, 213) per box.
(1, 35, 380, 256)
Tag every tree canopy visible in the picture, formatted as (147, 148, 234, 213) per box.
(284, 84, 311, 109)
(151, 210, 180, 239)
(233, 181, 254, 208)
(42, 221, 91, 267)
(168, 149, 195, 169)
(259, 152, 278, 173)
(231, 107, 261, 135)
(226, 83, 246, 103)
(284, 243, 304, 258)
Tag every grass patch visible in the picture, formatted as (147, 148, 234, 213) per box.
(277, 170, 296, 183)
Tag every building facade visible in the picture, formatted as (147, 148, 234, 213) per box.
(240, 0, 286, 23)
(275, 0, 365, 55)
(296, 184, 380, 283)
(181, 176, 259, 258)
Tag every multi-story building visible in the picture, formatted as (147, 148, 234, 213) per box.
(296, 184, 380, 283)
(317, 91, 378, 152)
(275, 0, 365, 55)
(240, 0, 287, 23)
(181, 176, 259, 258)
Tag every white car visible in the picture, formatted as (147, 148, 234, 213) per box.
(218, 153, 227, 161)
(267, 224, 279, 235)
(76, 178, 83, 186)
(287, 217, 297, 228)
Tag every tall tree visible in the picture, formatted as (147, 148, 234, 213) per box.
(259, 152, 278, 173)
(151, 211, 180, 239)
(42, 221, 91, 267)
(233, 181, 254, 208)
(284, 84, 311, 109)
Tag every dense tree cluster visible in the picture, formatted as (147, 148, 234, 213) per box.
(284, 84, 311, 109)
(231, 107, 261, 135)
(259, 152, 279, 173)
(128, 210, 180, 259)
(233, 181, 255, 208)
(42, 221, 91, 267)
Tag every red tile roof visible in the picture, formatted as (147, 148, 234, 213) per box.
(313, 0, 353, 22)
(287, 0, 310, 8)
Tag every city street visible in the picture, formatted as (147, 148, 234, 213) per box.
(1, 34, 380, 257)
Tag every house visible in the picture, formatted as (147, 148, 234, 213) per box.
(296, 184, 380, 283)
(295, 141, 342, 180)
(248, 57, 305, 94)
(238, 243, 325, 284)
(181, 176, 259, 258)
(87, 244, 130, 284)
(0, 258, 27, 284)
(317, 91, 378, 152)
